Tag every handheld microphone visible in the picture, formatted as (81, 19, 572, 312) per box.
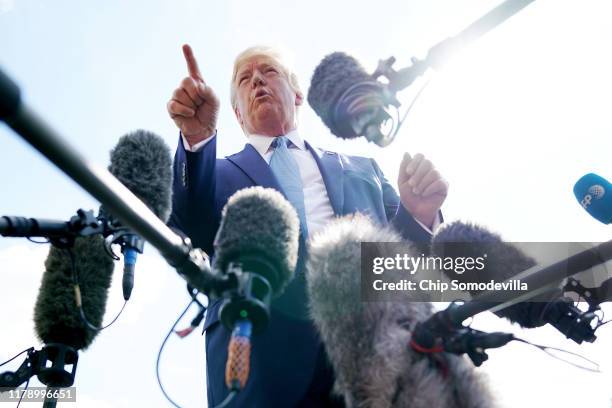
(213, 186, 299, 391)
(573, 173, 612, 225)
(105, 129, 173, 300)
(308, 52, 396, 146)
(306, 214, 493, 407)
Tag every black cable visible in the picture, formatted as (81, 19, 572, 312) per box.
(15, 377, 29, 408)
(156, 299, 196, 408)
(78, 300, 127, 331)
(512, 337, 600, 372)
(593, 307, 609, 328)
(0, 347, 34, 368)
(26, 237, 49, 244)
(0, 348, 33, 408)
(156, 296, 234, 408)
(186, 285, 207, 309)
(596, 319, 612, 328)
(214, 391, 238, 408)
(392, 77, 432, 140)
(66, 248, 127, 331)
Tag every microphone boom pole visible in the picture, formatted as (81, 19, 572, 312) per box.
(0, 68, 223, 295)
(448, 239, 612, 324)
(378, 0, 537, 92)
(413, 239, 612, 361)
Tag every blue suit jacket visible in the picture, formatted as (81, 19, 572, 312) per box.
(169, 135, 433, 407)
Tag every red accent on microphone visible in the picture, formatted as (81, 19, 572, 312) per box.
(174, 327, 195, 338)
(409, 339, 449, 379)
(409, 339, 444, 354)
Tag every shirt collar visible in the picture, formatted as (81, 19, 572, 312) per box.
(247, 129, 306, 157)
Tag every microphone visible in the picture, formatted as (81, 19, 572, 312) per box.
(34, 236, 114, 350)
(32, 234, 115, 389)
(105, 129, 173, 300)
(431, 221, 598, 343)
(573, 173, 612, 225)
(307, 2, 538, 148)
(431, 221, 548, 327)
(308, 52, 395, 146)
(306, 214, 493, 407)
(212, 186, 299, 391)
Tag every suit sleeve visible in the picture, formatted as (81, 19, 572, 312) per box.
(370, 158, 440, 244)
(167, 132, 218, 254)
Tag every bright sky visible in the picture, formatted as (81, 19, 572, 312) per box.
(1, 0, 611, 407)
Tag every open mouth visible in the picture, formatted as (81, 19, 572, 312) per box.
(254, 90, 271, 99)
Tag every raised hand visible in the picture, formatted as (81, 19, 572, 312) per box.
(397, 153, 448, 228)
(167, 44, 220, 147)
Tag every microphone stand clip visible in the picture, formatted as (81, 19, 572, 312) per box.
(0, 343, 78, 389)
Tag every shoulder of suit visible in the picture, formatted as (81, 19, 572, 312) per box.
(312, 146, 372, 161)
(224, 144, 252, 160)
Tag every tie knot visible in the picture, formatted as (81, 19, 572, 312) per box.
(271, 136, 288, 150)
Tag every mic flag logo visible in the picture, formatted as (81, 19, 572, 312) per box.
(582, 184, 606, 208)
(588, 184, 605, 199)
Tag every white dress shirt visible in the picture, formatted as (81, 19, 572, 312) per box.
(182, 132, 438, 235)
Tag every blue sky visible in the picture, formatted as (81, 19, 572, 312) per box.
(1, 0, 611, 407)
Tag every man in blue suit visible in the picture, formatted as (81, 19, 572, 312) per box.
(167, 44, 449, 407)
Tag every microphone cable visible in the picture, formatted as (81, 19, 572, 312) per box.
(21, 237, 127, 332)
(394, 77, 432, 141)
(155, 289, 239, 408)
(65, 247, 127, 332)
(0, 347, 34, 408)
(511, 336, 601, 372)
(156, 286, 209, 408)
(156, 298, 195, 408)
(330, 75, 432, 146)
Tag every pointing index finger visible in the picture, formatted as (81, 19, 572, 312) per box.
(182, 44, 203, 81)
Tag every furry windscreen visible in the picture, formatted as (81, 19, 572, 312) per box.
(34, 235, 114, 350)
(107, 129, 173, 222)
(213, 186, 300, 295)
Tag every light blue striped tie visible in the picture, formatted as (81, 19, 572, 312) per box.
(269, 136, 308, 237)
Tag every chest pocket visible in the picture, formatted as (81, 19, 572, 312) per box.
(342, 169, 385, 223)
(344, 169, 382, 188)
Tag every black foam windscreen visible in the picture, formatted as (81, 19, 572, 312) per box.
(33, 235, 114, 350)
(431, 221, 549, 328)
(308, 52, 385, 140)
(107, 129, 173, 222)
(213, 187, 300, 295)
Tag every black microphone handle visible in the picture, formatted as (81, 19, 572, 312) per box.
(122, 264, 135, 300)
(0, 216, 72, 238)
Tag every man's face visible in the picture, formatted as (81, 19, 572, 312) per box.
(234, 55, 302, 136)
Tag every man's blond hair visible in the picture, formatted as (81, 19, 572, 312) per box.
(230, 46, 302, 110)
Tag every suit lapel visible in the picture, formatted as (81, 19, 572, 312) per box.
(226, 144, 281, 191)
(306, 142, 344, 216)
(227, 142, 345, 216)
